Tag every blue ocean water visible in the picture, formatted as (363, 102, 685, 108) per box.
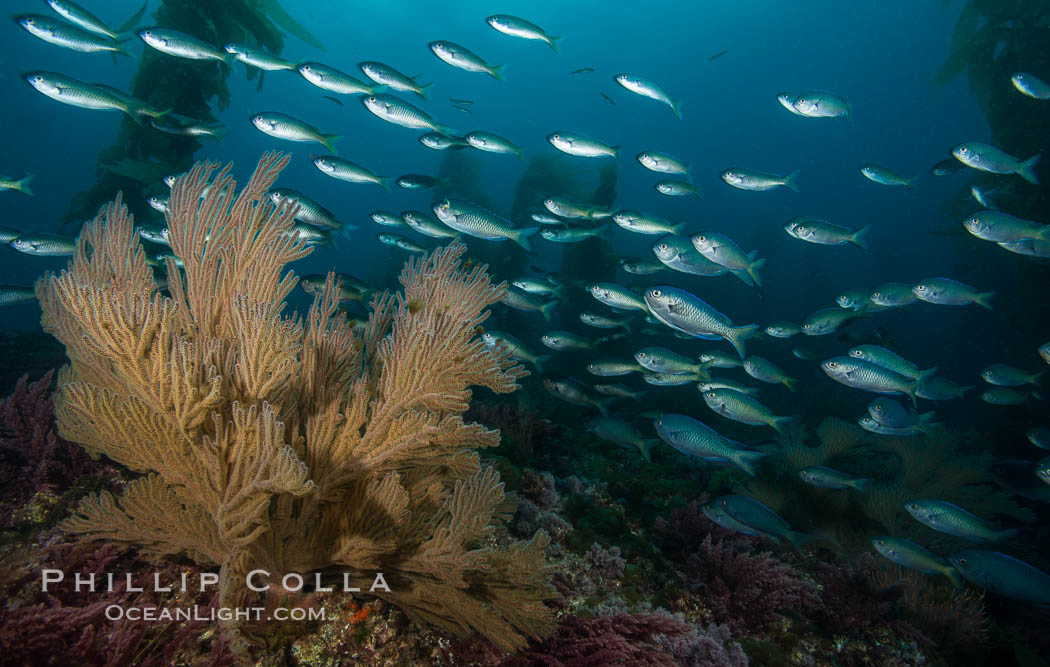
(2, 0, 1049, 663)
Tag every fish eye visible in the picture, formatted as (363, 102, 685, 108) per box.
(797, 226, 806, 233)
(875, 405, 882, 412)
(827, 361, 836, 368)
(907, 502, 919, 510)
(651, 289, 662, 297)
(659, 243, 667, 250)
(957, 558, 968, 566)
(915, 284, 926, 292)
(707, 392, 716, 399)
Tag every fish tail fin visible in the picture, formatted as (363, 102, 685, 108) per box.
(489, 65, 505, 81)
(515, 147, 525, 161)
(539, 298, 558, 322)
(378, 178, 391, 192)
(671, 222, 686, 235)
(597, 397, 614, 417)
(639, 439, 659, 463)
(782, 376, 798, 393)
(670, 99, 683, 119)
(851, 478, 872, 493)
(726, 323, 760, 359)
(686, 164, 694, 181)
(734, 450, 766, 477)
(845, 102, 854, 125)
(435, 122, 459, 137)
(1031, 370, 1045, 386)
(918, 367, 939, 382)
(748, 257, 766, 287)
(906, 383, 920, 409)
(786, 531, 812, 556)
(783, 169, 801, 192)
(611, 145, 622, 160)
(691, 188, 703, 199)
(220, 54, 235, 72)
(905, 175, 918, 189)
(533, 354, 551, 374)
(1018, 154, 1041, 184)
(321, 134, 342, 155)
(206, 124, 229, 142)
(771, 416, 793, 435)
(118, 1, 149, 35)
(975, 291, 996, 310)
(416, 81, 433, 99)
(996, 527, 1019, 541)
(956, 384, 975, 399)
(851, 224, 871, 250)
(547, 35, 562, 53)
(512, 226, 539, 251)
(11, 174, 33, 196)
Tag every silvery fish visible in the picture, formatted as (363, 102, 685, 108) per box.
(1011, 72, 1050, 100)
(799, 466, 870, 492)
(543, 377, 612, 415)
(25, 72, 143, 121)
(702, 388, 791, 433)
(651, 235, 727, 277)
(869, 282, 918, 307)
(251, 112, 340, 153)
(872, 537, 961, 586)
(691, 232, 764, 287)
(376, 232, 426, 253)
(776, 91, 805, 116)
(362, 94, 455, 134)
(715, 495, 810, 551)
(481, 330, 550, 372)
(434, 199, 537, 249)
(644, 286, 758, 358)
(700, 350, 743, 369)
(970, 184, 998, 210)
(950, 551, 1050, 604)
(912, 277, 994, 309)
(784, 217, 869, 249)
(721, 167, 799, 192)
(614, 74, 681, 118)
(499, 287, 558, 320)
(619, 257, 666, 275)
(953, 142, 1040, 184)
(429, 41, 504, 79)
(402, 210, 457, 239)
(541, 225, 606, 242)
(644, 372, 705, 386)
(981, 364, 1043, 387)
(981, 387, 1028, 406)
(586, 359, 642, 377)
(486, 14, 561, 52)
(299, 274, 373, 303)
(917, 374, 972, 401)
(765, 322, 800, 338)
(225, 43, 296, 71)
(859, 164, 916, 188)
(9, 234, 76, 256)
(46, 0, 138, 40)
(698, 380, 760, 396)
(594, 384, 647, 400)
(299, 62, 378, 95)
(139, 28, 232, 67)
(548, 132, 619, 158)
(613, 210, 683, 236)
(743, 356, 797, 391)
(312, 155, 389, 190)
(867, 397, 937, 432)
(821, 356, 920, 406)
(634, 347, 705, 375)
(588, 283, 648, 312)
(1041, 342, 1050, 365)
(360, 61, 431, 98)
(848, 345, 935, 381)
(792, 91, 852, 122)
(1027, 427, 1050, 449)
(544, 196, 613, 219)
(580, 312, 632, 330)
(542, 331, 595, 351)
(419, 132, 470, 150)
(16, 14, 128, 55)
(962, 210, 1049, 243)
(858, 416, 924, 437)
(270, 188, 346, 232)
(655, 180, 701, 198)
(0, 285, 37, 306)
(905, 499, 1017, 542)
(396, 174, 446, 190)
(636, 151, 690, 177)
(929, 157, 965, 176)
(466, 131, 523, 158)
(653, 415, 765, 476)
(801, 307, 862, 335)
